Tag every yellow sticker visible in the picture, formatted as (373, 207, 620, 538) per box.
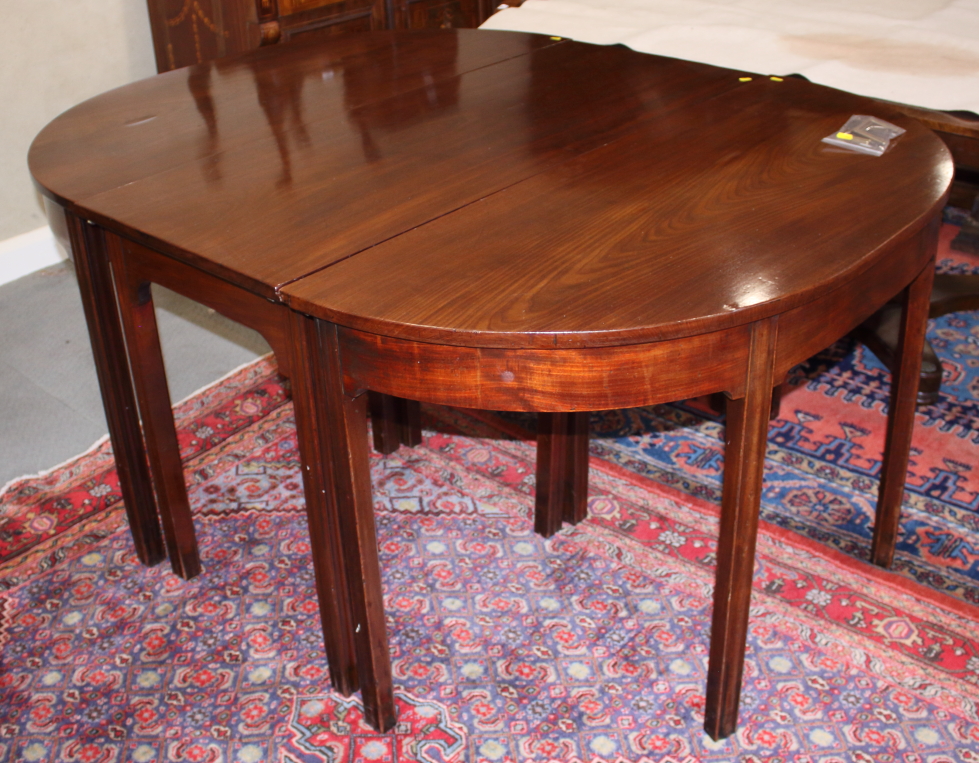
(836, 132, 854, 140)
(738, 77, 752, 82)
(770, 76, 784, 82)
(550, 36, 562, 40)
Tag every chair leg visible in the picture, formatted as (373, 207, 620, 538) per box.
(66, 218, 165, 568)
(704, 317, 777, 741)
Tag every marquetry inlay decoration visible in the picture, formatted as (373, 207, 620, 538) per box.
(165, 0, 231, 66)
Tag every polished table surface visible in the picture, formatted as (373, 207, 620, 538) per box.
(31, 30, 739, 298)
(29, 29, 952, 740)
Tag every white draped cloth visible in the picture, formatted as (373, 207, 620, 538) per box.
(481, 0, 979, 113)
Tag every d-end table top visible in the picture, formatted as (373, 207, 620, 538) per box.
(30, 29, 951, 336)
(30, 29, 740, 301)
(280, 72, 952, 349)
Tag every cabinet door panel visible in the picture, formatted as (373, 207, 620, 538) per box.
(148, 0, 259, 71)
(399, 0, 488, 29)
(148, 0, 499, 74)
(280, 0, 337, 13)
(280, 1, 388, 41)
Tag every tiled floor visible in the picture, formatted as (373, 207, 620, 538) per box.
(0, 262, 270, 487)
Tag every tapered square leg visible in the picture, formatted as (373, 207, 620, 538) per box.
(106, 233, 200, 580)
(535, 411, 590, 537)
(65, 216, 165, 568)
(396, 397, 422, 448)
(289, 311, 360, 696)
(302, 316, 396, 732)
(369, 391, 402, 455)
(705, 317, 777, 741)
(563, 411, 590, 525)
(871, 252, 937, 568)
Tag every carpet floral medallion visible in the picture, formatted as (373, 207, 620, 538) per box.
(1, 223, 979, 761)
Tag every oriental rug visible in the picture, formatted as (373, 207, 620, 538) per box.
(1, 222, 979, 761)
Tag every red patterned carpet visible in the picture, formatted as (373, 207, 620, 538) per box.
(2, 223, 979, 761)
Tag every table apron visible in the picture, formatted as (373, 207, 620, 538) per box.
(337, 323, 753, 411)
(337, 217, 938, 412)
(774, 217, 939, 379)
(113, 235, 294, 376)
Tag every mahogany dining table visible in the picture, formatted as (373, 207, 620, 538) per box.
(29, 29, 952, 740)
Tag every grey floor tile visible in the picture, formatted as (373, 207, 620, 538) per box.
(0, 362, 107, 485)
(0, 264, 107, 424)
(0, 262, 270, 487)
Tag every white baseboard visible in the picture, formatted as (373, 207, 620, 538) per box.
(0, 226, 67, 288)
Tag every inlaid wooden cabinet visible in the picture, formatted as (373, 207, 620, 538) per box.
(147, 0, 498, 72)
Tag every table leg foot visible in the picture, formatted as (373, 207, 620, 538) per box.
(704, 318, 776, 741)
(316, 320, 396, 732)
(535, 412, 590, 537)
(107, 234, 200, 580)
(66, 216, 165, 568)
(870, 252, 936, 569)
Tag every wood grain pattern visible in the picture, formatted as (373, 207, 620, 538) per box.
(30, 31, 558, 213)
(31, 32, 737, 299)
(336, 325, 752, 411)
(283, 77, 951, 347)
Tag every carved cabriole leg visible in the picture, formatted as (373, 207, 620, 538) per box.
(704, 316, 778, 741)
(104, 232, 201, 580)
(870, 255, 937, 568)
(288, 312, 359, 696)
(308, 317, 396, 732)
(535, 411, 590, 537)
(65, 216, 165, 567)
